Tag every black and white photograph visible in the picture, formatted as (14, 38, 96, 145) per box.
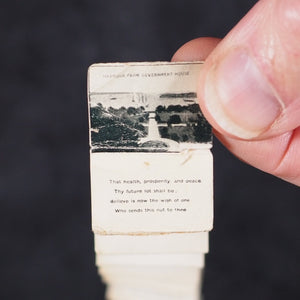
(90, 92, 211, 152)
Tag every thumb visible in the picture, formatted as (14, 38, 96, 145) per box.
(199, 0, 300, 140)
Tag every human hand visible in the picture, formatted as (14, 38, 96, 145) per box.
(172, 0, 300, 186)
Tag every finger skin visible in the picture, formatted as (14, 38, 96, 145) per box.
(172, 38, 220, 62)
(172, 36, 300, 186)
(215, 129, 300, 186)
(199, 0, 300, 140)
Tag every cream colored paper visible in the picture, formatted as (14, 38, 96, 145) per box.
(94, 232, 209, 254)
(88, 62, 213, 235)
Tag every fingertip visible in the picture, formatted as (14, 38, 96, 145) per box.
(171, 37, 225, 138)
(171, 37, 221, 62)
(196, 0, 300, 141)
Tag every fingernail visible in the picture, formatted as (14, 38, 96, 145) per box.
(205, 51, 283, 139)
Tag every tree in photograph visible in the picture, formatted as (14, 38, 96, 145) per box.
(159, 127, 170, 139)
(167, 114, 181, 126)
(182, 134, 189, 142)
(155, 114, 162, 123)
(127, 106, 137, 115)
(170, 133, 180, 142)
(134, 122, 146, 134)
(193, 114, 212, 142)
(96, 123, 140, 142)
(156, 105, 166, 113)
(187, 103, 200, 113)
(90, 103, 105, 128)
(138, 116, 145, 123)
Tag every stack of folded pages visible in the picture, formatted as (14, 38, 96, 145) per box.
(88, 61, 213, 300)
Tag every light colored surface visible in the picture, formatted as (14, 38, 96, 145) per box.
(94, 232, 209, 254)
(91, 151, 213, 234)
(96, 253, 205, 267)
(88, 62, 203, 94)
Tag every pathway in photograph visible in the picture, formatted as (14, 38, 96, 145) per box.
(139, 95, 179, 150)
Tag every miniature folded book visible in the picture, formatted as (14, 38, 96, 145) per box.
(88, 62, 213, 300)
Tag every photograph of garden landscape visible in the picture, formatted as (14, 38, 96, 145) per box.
(89, 92, 212, 152)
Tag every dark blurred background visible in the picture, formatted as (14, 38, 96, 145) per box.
(0, 0, 299, 299)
